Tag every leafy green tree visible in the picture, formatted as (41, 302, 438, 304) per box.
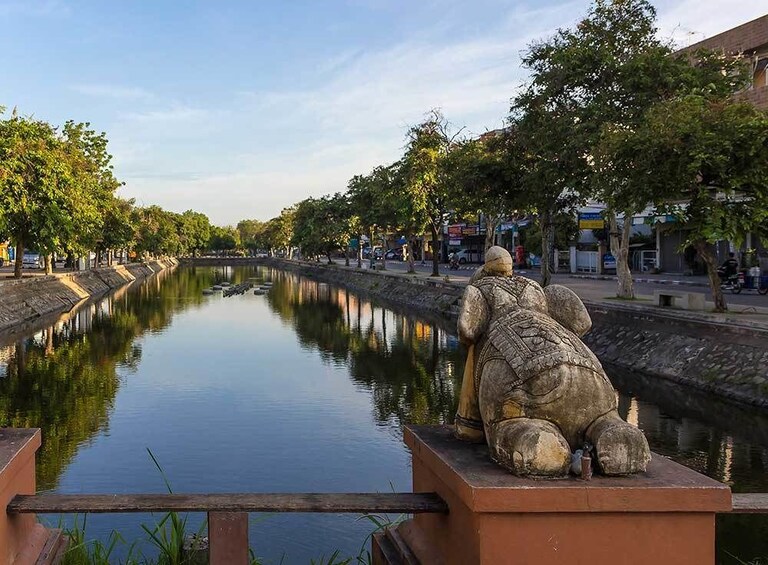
(207, 225, 240, 255)
(0, 113, 72, 277)
(236, 219, 264, 253)
(60, 121, 122, 272)
(97, 196, 136, 264)
(180, 210, 211, 257)
(132, 206, 181, 258)
(402, 110, 459, 276)
(603, 95, 768, 311)
(261, 208, 295, 257)
(348, 163, 408, 270)
(447, 131, 527, 251)
(512, 0, 751, 294)
(291, 194, 351, 263)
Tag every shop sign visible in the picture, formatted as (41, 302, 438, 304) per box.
(579, 212, 604, 229)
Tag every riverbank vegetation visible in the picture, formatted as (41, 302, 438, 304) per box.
(231, 0, 768, 312)
(0, 110, 225, 277)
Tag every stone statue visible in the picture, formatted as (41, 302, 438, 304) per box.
(455, 246, 651, 477)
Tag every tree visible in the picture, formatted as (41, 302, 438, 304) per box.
(207, 225, 239, 255)
(402, 110, 459, 276)
(513, 0, 751, 295)
(605, 95, 768, 311)
(0, 113, 75, 277)
(61, 121, 122, 272)
(347, 163, 406, 271)
(97, 197, 136, 264)
(132, 206, 182, 258)
(262, 208, 294, 257)
(447, 131, 527, 251)
(180, 210, 211, 257)
(236, 219, 265, 253)
(291, 194, 351, 264)
(510, 106, 584, 286)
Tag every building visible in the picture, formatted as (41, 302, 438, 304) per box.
(682, 14, 768, 110)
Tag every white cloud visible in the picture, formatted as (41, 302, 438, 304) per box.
(114, 0, 766, 225)
(120, 104, 213, 124)
(70, 84, 154, 101)
(0, 0, 69, 17)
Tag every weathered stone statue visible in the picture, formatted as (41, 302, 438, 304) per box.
(455, 246, 651, 477)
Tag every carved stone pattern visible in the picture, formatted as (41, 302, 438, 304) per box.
(474, 309, 604, 395)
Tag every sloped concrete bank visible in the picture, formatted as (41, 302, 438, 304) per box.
(0, 258, 177, 334)
(262, 258, 464, 322)
(260, 258, 768, 409)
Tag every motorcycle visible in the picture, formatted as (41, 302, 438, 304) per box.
(718, 270, 743, 294)
(449, 256, 460, 270)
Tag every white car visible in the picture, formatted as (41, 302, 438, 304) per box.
(22, 252, 44, 269)
(452, 249, 482, 264)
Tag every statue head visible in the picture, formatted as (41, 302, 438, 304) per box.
(483, 246, 513, 276)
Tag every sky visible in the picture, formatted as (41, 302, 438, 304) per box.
(1, 0, 765, 226)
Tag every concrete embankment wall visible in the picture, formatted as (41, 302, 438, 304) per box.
(259, 258, 768, 409)
(0, 258, 177, 334)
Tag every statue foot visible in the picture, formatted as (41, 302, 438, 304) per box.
(488, 418, 571, 477)
(588, 414, 651, 476)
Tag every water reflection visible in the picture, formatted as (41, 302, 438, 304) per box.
(0, 266, 765, 563)
(0, 267, 216, 490)
(265, 273, 464, 429)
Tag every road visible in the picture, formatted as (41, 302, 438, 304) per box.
(373, 259, 768, 309)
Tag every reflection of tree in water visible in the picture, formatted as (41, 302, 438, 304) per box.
(265, 273, 465, 428)
(0, 267, 220, 491)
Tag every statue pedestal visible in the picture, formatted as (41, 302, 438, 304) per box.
(0, 429, 66, 565)
(374, 425, 731, 565)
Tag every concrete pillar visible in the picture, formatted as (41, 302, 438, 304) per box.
(0, 429, 64, 564)
(597, 242, 607, 274)
(374, 425, 731, 565)
(569, 245, 577, 274)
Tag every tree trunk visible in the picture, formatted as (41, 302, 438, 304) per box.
(431, 224, 440, 277)
(485, 215, 498, 251)
(540, 212, 553, 287)
(695, 240, 727, 312)
(44, 254, 52, 275)
(345, 244, 350, 267)
(406, 236, 416, 274)
(326, 251, 333, 264)
(608, 210, 635, 299)
(13, 233, 23, 279)
(381, 233, 387, 271)
(357, 232, 363, 268)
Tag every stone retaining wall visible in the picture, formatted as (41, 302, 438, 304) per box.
(261, 258, 768, 409)
(0, 258, 177, 334)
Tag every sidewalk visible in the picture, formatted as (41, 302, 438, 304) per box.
(569, 272, 710, 287)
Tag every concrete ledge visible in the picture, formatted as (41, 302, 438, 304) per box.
(0, 260, 177, 335)
(387, 425, 731, 565)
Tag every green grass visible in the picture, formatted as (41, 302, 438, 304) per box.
(55, 450, 405, 564)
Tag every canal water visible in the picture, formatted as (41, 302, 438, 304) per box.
(0, 266, 766, 564)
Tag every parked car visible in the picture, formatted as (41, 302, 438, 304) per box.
(385, 247, 404, 260)
(22, 251, 44, 269)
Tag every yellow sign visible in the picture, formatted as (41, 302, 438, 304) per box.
(579, 213, 604, 229)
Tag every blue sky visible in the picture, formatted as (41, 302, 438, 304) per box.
(1, 0, 765, 225)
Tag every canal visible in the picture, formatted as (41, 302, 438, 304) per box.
(0, 265, 766, 564)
